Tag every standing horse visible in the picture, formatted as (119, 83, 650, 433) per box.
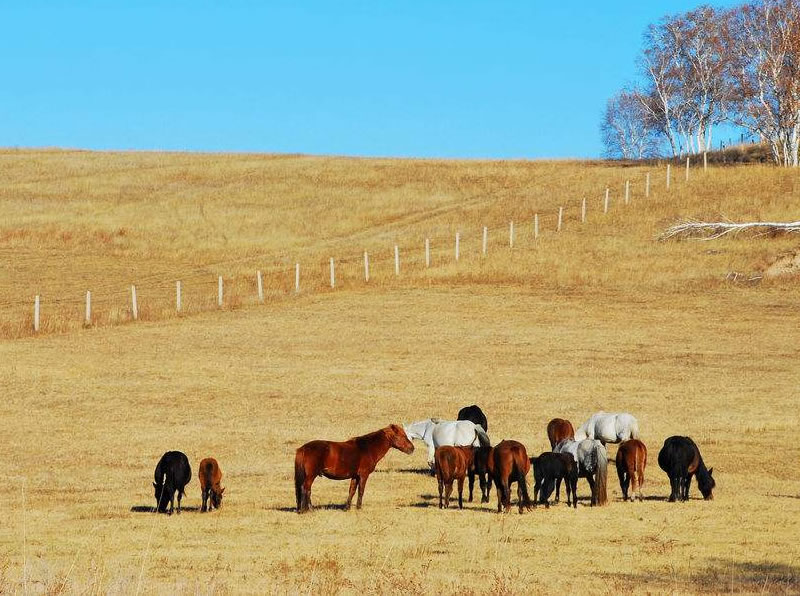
(199, 457, 225, 512)
(615, 439, 647, 502)
(553, 439, 608, 506)
(546, 418, 575, 449)
(153, 451, 191, 514)
(457, 404, 488, 431)
(294, 424, 414, 513)
(574, 412, 640, 444)
(486, 440, 532, 514)
(531, 452, 578, 508)
(434, 446, 475, 509)
(657, 436, 715, 502)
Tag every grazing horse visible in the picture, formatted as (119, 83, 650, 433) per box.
(546, 418, 575, 449)
(457, 404, 488, 431)
(615, 439, 647, 502)
(434, 446, 475, 509)
(531, 452, 578, 508)
(486, 440, 532, 514)
(153, 451, 192, 514)
(198, 457, 225, 512)
(574, 412, 640, 444)
(657, 436, 715, 502)
(294, 424, 414, 513)
(554, 439, 608, 506)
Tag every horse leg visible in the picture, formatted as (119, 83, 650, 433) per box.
(345, 477, 358, 510)
(177, 491, 183, 514)
(457, 477, 465, 509)
(302, 474, 315, 512)
(683, 474, 692, 501)
(502, 478, 512, 512)
(494, 477, 503, 513)
(668, 474, 679, 502)
(468, 469, 475, 503)
(356, 474, 369, 509)
(480, 471, 490, 503)
(533, 476, 541, 504)
(444, 480, 453, 509)
(586, 475, 596, 506)
(427, 445, 436, 472)
(555, 477, 562, 503)
(438, 474, 444, 509)
(637, 468, 645, 501)
(570, 477, 578, 509)
(201, 488, 208, 513)
(630, 468, 639, 502)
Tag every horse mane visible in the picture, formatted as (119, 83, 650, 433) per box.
(349, 427, 393, 444)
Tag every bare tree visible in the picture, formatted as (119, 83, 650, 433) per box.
(728, 0, 800, 166)
(600, 89, 662, 159)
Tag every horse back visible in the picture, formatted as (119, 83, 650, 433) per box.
(658, 436, 698, 474)
(457, 405, 488, 431)
(435, 446, 470, 481)
(155, 451, 191, 490)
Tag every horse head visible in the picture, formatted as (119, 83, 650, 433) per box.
(210, 485, 225, 509)
(389, 424, 415, 454)
(698, 466, 715, 500)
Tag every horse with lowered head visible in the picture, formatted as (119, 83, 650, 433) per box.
(531, 451, 578, 508)
(487, 440, 532, 514)
(574, 411, 639, 444)
(546, 418, 575, 449)
(199, 457, 225, 512)
(616, 439, 647, 502)
(153, 451, 192, 514)
(553, 438, 608, 506)
(658, 436, 715, 502)
(294, 424, 414, 513)
(434, 445, 475, 509)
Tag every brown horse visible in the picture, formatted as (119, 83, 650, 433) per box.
(616, 439, 647, 502)
(199, 457, 225, 512)
(486, 440, 532, 514)
(294, 424, 414, 513)
(435, 446, 475, 509)
(547, 418, 575, 449)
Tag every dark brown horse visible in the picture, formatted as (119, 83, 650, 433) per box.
(658, 436, 715, 502)
(615, 439, 647, 502)
(547, 418, 575, 449)
(435, 446, 474, 509)
(199, 457, 224, 512)
(486, 440, 532, 514)
(294, 424, 414, 513)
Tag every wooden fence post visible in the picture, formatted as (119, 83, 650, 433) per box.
(85, 290, 91, 325)
(394, 245, 400, 276)
(604, 188, 609, 213)
(581, 197, 586, 223)
(364, 251, 369, 282)
(509, 221, 514, 248)
(534, 214, 539, 239)
(666, 164, 671, 190)
(646, 173, 650, 197)
(625, 180, 630, 205)
(686, 156, 690, 181)
(455, 232, 460, 262)
(176, 281, 182, 312)
(257, 271, 264, 302)
(482, 226, 488, 256)
(131, 285, 138, 320)
(557, 207, 563, 232)
(218, 276, 223, 307)
(34, 295, 40, 332)
(703, 151, 708, 171)
(425, 238, 431, 268)
(330, 258, 335, 288)
(295, 263, 300, 293)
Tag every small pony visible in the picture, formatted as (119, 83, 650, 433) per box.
(531, 452, 578, 508)
(487, 440, 532, 514)
(615, 439, 647, 502)
(434, 446, 475, 509)
(657, 436, 715, 502)
(546, 418, 575, 449)
(294, 424, 414, 513)
(199, 457, 225, 512)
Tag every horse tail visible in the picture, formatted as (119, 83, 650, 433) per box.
(294, 450, 305, 512)
(475, 426, 491, 448)
(630, 417, 640, 440)
(518, 458, 532, 509)
(595, 444, 608, 506)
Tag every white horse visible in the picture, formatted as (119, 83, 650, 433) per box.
(403, 418, 491, 468)
(574, 412, 639, 444)
(554, 438, 608, 506)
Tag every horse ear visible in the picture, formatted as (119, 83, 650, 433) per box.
(708, 467, 714, 476)
(153, 482, 157, 488)
(220, 487, 225, 494)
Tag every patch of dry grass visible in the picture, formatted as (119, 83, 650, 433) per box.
(1, 150, 799, 594)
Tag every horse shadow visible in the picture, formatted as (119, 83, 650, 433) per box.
(130, 505, 201, 513)
(394, 467, 435, 476)
(268, 503, 351, 513)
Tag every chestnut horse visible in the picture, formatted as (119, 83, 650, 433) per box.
(434, 445, 475, 509)
(615, 439, 647, 502)
(294, 424, 414, 513)
(199, 457, 224, 512)
(486, 440, 532, 514)
(547, 418, 575, 449)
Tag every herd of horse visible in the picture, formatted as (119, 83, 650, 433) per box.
(292, 406, 716, 514)
(148, 407, 715, 515)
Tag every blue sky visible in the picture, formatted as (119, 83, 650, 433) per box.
(1, 1, 735, 158)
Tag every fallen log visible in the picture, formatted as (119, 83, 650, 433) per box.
(660, 220, 800, 241)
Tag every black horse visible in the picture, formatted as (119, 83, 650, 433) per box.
(457, 404, 488, 432)
(154, 451, 192, 514)
(657, 436, 715, 502)
(531, 452, 578, 508)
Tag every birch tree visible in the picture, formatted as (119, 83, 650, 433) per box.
(600, 89, 661, 159)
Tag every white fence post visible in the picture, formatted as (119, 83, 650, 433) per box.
(394, 245, 400, 276)
(455, 232, 460, 262)
(364, 251, 370, 282)
(604, 188, 609, 213)
(581, 197, 586, 223)
(704, 151, 708, 171)
(686, 156, 690, 181)
(330, 258, 335, 288)
(425, 238, 431, 268)
(257, 271, 264, 302)
(625, 180, 630, 205)
(131, 285, 138, 320)
(295, 263, 300, 293)
(217, 276, 223, 307)
(34, 295, 40, 332)
(85, 291, 91, 325)
(509, 221, 514, 248)
(667, 164, 671, 190)
(646, 173, 651, 197)
(557, 206, 563, 232)
(176, 281, 182, 312)
(482, 226, 488, 256)
(534, 214, 539, 239)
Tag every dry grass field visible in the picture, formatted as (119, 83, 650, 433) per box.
(1, 149, 799, 595)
